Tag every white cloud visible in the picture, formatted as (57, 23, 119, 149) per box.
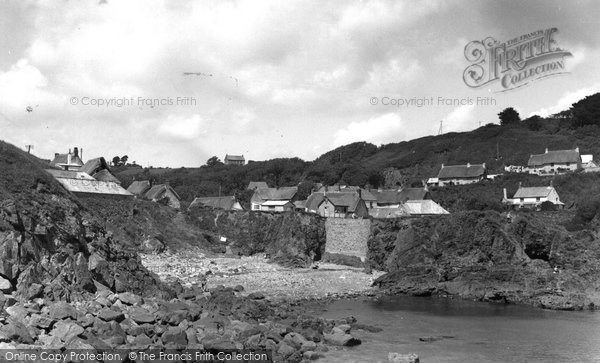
(444, 105, 476, 133)
(529, 84, 600, 117)
(333, 113, 406, 147)
(157, 114, 206, 141)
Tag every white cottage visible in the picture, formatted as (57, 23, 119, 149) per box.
(504, 185, 564, 210)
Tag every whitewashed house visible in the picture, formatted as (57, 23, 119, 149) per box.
(527, 148, 581, 175)
(436, 163, 486, 186)
(503, 185, 564, 210)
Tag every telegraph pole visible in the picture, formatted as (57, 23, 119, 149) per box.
(25, 145, 34, 154)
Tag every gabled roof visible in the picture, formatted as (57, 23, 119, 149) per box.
(145, 184, 181, 201)
(252, 187, 297, 203)
(45, 169, 95, 180)
(403, 200, 449, 215)
(225, 154, 245, 161)
(294, 200, 306, 209)
(247, 181, 269, 190)
(93, 169, 121, 184)
(80, 157, 110, 176)
(189, 196, 241, 210)
(127, 180, 151, 196)
(438, 164, 486, 179)
(528, 149, 580, 166)
(305, 192, 363, 212)
(513, 186, 557, 199)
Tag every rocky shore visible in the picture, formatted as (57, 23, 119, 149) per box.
(0, 285, 373, 362)
(141, 251, 385, 301)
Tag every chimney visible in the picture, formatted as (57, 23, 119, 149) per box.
(545, 148, 548, 153)
(575, 147, 579, 153)
(467, 162, 470, 167)
(54, 153, 59, 158)
(73, 147, 79, 157)
(80, 148, 83, 161)
(358, 188, 362, 199)
(503, 188, 508, 200)
(519, 181, 522, 188)
(482, 162, 486, 169)
(441, 163, 444, 168)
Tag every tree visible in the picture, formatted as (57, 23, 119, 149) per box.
(498, 107, 521, 125)
(571, 92, 600, 127)
(297, 181, 316, 200)
(205, 156, 223, 167)
(121, 155, 129, 165)
(525, 115, 542, 131)
(112, 156, 121, 166)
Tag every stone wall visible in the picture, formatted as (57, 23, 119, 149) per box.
(325, 218, 371, 262)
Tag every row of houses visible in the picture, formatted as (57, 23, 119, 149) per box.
(188, 182, 449, 218)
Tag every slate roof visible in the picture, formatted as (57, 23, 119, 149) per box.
(189, 196, 241, 210)
(528, 149, 581, 166)
(225, 154, 245, 161)
(437, 164, 486, 179)
(305, 192, 362, 212)
(403, 200, 449, 215)
(45, 169, 95, 180)
(247, 181, 269, 190)
(513, 186, 556, 198)
(53, 178, 133, 196)
(369, 206, 409, 218)
(127, 180, 151, 196)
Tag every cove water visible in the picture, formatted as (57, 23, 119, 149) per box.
(318, 295, 600, 362)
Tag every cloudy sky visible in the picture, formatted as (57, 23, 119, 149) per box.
(1, 0, 599, 167)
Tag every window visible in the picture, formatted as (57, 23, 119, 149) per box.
(520, 198, 524, 202)
(536, 197, 540, 202)
(268, 206, 275, 210)
(551, 163, 554, 167)
(566, 163, 570, 167)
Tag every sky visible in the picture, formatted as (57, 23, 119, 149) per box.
(1, 0, 600, 167)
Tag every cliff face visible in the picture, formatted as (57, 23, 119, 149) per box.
(0, 141, 174, 302)
(371, 211, 600, 310)
(188, 209, 326, 267)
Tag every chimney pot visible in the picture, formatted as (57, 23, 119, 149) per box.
(467, 162, 470, 167)
(73, 147, 79, 157)
(54, 153, 59, 158)
(503, 188, 508, 200)
(575, 147, 579, 153)
(545, 148, 548, 153)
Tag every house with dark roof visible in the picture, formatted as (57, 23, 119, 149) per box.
(503, 185, 564, 210)
(305, 191, 369, 218)
(127, 180, 152, 196)
(224, 154, 245, 166)
(50, 147, 84, 170)
(251, 187, 297, 212)
(527, 148, 581, 175)
(437, 163, 486, 186)
(144, 184, 181, 209)
(80, 157, 121, 184)
(247, 181, 269, 190)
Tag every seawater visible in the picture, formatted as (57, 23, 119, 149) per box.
(318, 295, 600, 363)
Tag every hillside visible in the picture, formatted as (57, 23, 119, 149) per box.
(0, 140, 175, 301)
(114, 93, 600, 204)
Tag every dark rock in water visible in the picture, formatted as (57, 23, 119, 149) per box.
(389, 352, 420, 363)
(323, 332, 361, 346)
(419, 335, 443, 342)
(352, 322, 383, 333)
(49, 302, 78, 320)
(0, 317, 34, 344)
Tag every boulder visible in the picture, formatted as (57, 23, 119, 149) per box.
(49, 302, 78, 320)
(323, 332, 361, 347)
(97, 308, 125, 322)
(117, 292, 142, 306)
(0, 276, 12, 293)
(129, 308, 156, 324)
(161, 327, 187, 349)
(29, 314, 55, 329)
(0, 318, 34, 344)
(50, 321, 84, 342)
(277, 341, 296, 358)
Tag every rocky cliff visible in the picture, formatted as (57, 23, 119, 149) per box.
(187, 209, 326, 267)
(0, 141, 174, 302)
(370, 211, 600, 310)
